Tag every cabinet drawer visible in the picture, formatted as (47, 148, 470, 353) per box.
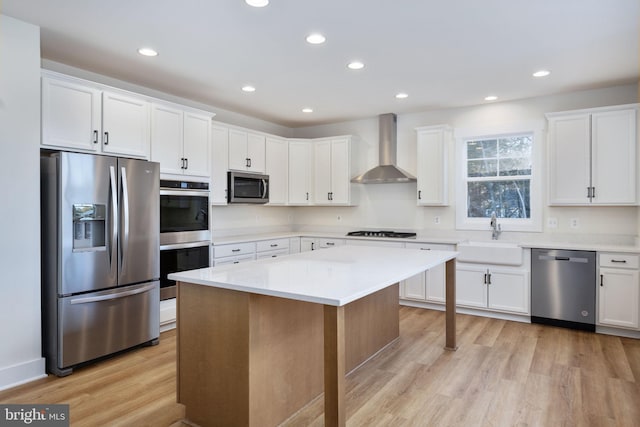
(256, 238, 290, 253)
(213, 253, 255, 266)
(256, 248, 289, 259)
(405, 242, 455, 251)
(214, 242, 255, 258)
(318, 238, 345, 249)
(599, 253, 639, 269)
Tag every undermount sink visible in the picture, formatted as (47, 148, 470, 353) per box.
(457, 241, 523, 266)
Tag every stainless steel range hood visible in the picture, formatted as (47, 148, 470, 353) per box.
(351, 113, 416, 184)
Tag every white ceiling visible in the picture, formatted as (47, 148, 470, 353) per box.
(2, 0, 638, 127)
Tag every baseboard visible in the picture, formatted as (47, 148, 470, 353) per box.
(0, 357, 47, 392)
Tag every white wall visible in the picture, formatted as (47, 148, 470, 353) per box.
(0, 15, 45, 390)
(285, 84, 639, 243)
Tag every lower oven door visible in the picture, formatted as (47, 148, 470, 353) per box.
(160, 241, 211, 300)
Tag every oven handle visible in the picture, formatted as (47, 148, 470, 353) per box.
(160, 189, 210, 197)
(160, 241, 211, 251)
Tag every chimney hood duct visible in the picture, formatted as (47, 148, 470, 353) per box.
(351, 113, 416, 184)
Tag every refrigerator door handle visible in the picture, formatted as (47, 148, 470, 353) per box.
(120, 166, 130, 274)
(108, 165, 118, 273)
(69, 283, 157, 305)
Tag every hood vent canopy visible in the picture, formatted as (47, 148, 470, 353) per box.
(351, 113, 416, 184)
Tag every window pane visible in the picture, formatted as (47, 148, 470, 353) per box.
(468, 159, 497, 177)
(498, 136, 532, 157)
(467, 180, 531, 218)
(498, 158, 531, 176)
(467, 139, 497, 160)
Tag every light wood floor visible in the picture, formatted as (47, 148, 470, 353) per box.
(1, 308, 639, 426)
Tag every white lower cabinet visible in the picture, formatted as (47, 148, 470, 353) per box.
(455, 261, 530, 314)
(256, 238, 290, 259)
(598, 253, 640, 330)
(301, 237, 345, 251)
(212, 242, 256, 266)
(400, 243, 454, 303)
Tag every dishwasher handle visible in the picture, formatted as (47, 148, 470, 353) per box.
(537, 254, 590, 263)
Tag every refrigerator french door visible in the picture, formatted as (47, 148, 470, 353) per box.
(41, 152, 160, 376)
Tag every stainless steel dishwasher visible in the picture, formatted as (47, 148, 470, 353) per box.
(531, 248, 596, 331)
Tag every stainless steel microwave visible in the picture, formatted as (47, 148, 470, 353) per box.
(227, 171, 269, 204)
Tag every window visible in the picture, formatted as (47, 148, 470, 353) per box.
(456, 122, 542, 232)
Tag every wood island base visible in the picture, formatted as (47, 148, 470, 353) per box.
(177, 282, 400, 427)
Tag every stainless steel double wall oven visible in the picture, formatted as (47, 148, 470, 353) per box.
(159, 180, 211, 300)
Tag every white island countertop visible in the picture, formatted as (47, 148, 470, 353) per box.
(169, 245, 458, 306)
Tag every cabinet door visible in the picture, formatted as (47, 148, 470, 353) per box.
(265, 137, 288, 205)
(330, 138, 351, 204)
(591, 109, 637, 204)
(599, 268, 639, 329)
(288, 141, 312, 205)
(300, 238, 315, 252)
(247, 133, 266, 172)
(547, 114, 591, 204)
(42, 76, 101, 151)
(211, 125, 229, 204)
(425, 264, 446, 303)
(102, 91, 150, 158)
(416, 127, 449, 206)
(151, 103, 184, 175)
(403, 272, 426, 300)
(313, 140, 332, 204)
(228, 129, 249, 171)
(487, 270, 529, 314)
(183, 112, 211, 177)
(455, 266, 487, 308)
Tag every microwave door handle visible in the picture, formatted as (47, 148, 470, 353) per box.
(120, 166, 130, 275)
(108, 165, 118, 274)
(262, 179, 268, 199)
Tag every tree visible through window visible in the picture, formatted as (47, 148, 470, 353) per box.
(465, 135, 532, 219)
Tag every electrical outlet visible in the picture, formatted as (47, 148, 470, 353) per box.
(547, 217, 558, 228)
(570, 218, 580, 229)
(434, 216, 441, 225)
(336, 215, 342, 222)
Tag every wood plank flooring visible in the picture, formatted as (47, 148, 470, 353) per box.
(1, 308, 638, 426)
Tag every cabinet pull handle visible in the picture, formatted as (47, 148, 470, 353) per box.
(326, 242, 335, 246)
(419, 248, 431, 250)
(184, 158, 188, 170)
(306, 192, 309, 201)
(418, 190, 422, 200)
(233, 261, 240, 264)
(270, 244, 278, 247)
(104, 131, 109, 145)
(93, 130, 98, 144)
(246, 158, 251, 168)
(232, 249, 241, 252)
(611, 259, 627, 263)
(600, 274, 604, 286)
(483, 273, 488, 284)
(487, 273, 491, 285)
(311, 242, 315, 250)
(592, 187, 595, 199)
(180, 158, 185, 169)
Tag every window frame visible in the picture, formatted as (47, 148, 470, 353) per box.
(455, 121, 544, 233)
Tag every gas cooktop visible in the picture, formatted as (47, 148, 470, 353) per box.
(346, 230, 417, 238)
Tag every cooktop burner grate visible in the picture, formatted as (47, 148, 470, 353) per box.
(346, 230, 417, 238)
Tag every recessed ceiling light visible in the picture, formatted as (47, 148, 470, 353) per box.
(242, 85, 256, 93)
(306, 33, 326, 45)
(137, 47, 158, 57)
(484, 95, 498, 101)
(395, 92, 409, 99)
(245, 0, 269, 7)
(347, 61, 364, 70)
(302, 108, 313, 113)
(533, 69, 551, 78)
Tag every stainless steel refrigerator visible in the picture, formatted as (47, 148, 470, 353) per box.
(41, 152, 160, 376)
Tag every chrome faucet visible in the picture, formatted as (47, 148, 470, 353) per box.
(490, 212, 501, 240)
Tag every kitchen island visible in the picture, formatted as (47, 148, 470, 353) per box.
(169, 245, 458, 427)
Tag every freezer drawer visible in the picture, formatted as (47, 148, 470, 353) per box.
(56, 282, 160, 373)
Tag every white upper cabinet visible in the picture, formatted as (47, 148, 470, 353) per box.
(313, 137, 353, 205)
(151, 103, 212, 178)
(265, 137, 288, 205)
(288, 139, 313, 205)
(42, 76, 102, 152)
(228, 129, 266, 173)
(42, 73, 150, 159)
(415, 125, 450, 206)
(211, 124, 230, 205)
(547, 105, 638, 205)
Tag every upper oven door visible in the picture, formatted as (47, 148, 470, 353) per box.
(160, 189, 210, 245)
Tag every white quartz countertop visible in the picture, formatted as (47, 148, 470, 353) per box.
(169, 245, 458, 306)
